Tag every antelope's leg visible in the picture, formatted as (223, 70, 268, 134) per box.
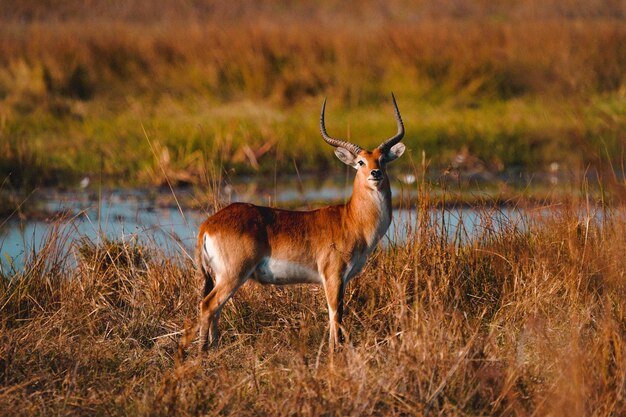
(198, 286, 217, 352)
(323, 275, 345, 351)
(198, 275, 246, 352)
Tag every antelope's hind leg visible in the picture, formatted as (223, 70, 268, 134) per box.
(195, 245, 215, 351)
(198, 262, 259, 352)
(197, 220, 268, 352)
(198, 277, 238, 351)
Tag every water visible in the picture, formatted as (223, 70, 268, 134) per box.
(1, 186, 525, 274)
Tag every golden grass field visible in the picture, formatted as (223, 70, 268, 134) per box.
(1, 188, 625, 415)
(1, 1, 626, 415)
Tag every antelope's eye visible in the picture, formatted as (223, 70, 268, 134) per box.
(358, 161, 365, 167)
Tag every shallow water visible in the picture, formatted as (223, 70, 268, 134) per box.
(0, 185, 528, 274)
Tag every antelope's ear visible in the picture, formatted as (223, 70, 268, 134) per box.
(383, 143, 406, 163)
(334, 147, 358, 168)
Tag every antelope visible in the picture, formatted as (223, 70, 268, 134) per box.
(195, 94, 406, 351)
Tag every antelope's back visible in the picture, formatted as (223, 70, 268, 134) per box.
(198, 203, 341, 261)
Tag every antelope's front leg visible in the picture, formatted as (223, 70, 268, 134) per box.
(323, 275, 345, 351)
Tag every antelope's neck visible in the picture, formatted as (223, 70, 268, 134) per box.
(346, 179, 392, 248)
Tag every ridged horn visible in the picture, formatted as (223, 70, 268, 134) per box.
(377, 93, 404, 152)
(320, 98, 362, 155)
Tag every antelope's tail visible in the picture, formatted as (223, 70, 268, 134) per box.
(196, 236, 215, 298)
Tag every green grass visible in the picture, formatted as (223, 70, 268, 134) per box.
(1, 6, 625, 193)
(3, 92, 625, 190)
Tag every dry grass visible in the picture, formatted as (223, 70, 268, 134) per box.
(1, 189, 625, 416)
(2, 13, 625, 102)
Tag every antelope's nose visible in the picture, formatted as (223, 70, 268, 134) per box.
(371, 169, 383, 180)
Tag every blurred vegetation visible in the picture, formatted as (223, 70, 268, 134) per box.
(0, 0, 625, 191)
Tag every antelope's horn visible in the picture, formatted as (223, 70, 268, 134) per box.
(320, 98, 362, 155)
(377, 93, 404, 152)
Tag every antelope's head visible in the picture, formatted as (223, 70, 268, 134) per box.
(320, 94, 406, 191)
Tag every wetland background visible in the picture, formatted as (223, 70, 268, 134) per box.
(1, 0, 625, 197)
(1, 1, 626, 416)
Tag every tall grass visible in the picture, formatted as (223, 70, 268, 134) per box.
(0, 1, 625, 189)
(4, 19, 626, 100)
(1, 189, 624, 415)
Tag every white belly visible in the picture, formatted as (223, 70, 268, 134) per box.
(254, 257, 322, 285)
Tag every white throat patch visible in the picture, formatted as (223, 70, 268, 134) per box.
(366, 189, 390, 247)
